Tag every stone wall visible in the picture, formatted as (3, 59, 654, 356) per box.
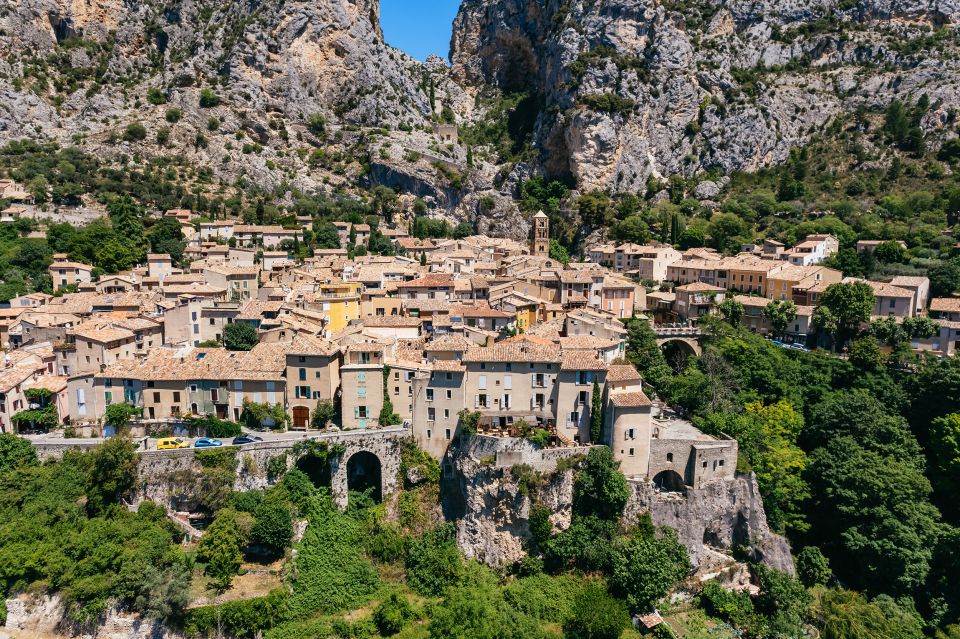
(116, 428, 411, 511)
(448, 436, 793, 574)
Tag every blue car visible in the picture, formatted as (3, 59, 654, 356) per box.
(194, 437, 223, 448)
(770, 340, 786, 347)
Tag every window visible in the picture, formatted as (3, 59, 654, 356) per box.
(478, 375, 487, 390)
(719, 459, 725, 467)
(189, 384, 198, 392)
(445, 428, 451, 439)
(428, 407, 436, 421)
(629, 448, 635, 456)
(444, 409, 450, 418)
(104, 391, 113, 405)
(299, 368, 307, 381)
(505, 363, 512, 371)
(154, 392, 161, 403)
(394, 371, 400, 380)
(357, 406, 368, 418)
(426, 389, 434, 401)
(503, 375, 512, 390)
(357, 372, 366, 383)
(173, 392, 181, 403)
(146, 380, 155, 388)
(667, 453, 674, 463)
(626, 428, 635, 440)
(479, 362, 486, 370)
(298, 356, 306, 363)
(426, 429, 432, 439)
(445, 373, 452, 381)
(394, 386, 400, 396)
(477, 393, 489, 408)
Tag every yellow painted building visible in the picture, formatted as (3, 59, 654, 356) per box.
(307, 282, 362, 333)
(516, 305, 539, 332)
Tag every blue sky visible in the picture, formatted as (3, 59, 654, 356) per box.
(380, 0, 461, 61)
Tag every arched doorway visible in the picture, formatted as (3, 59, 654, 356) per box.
(346, 451, 382, 503)
(296, 453, 332, 487)
(292, 406, 310, 429)
(653, 469, 686, 493)
(661, 341, 693, 372)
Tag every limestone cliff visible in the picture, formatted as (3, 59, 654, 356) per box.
(446, 436, 794, 574)
(451, 0, 960, 192)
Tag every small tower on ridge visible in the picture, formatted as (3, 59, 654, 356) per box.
(532, 210, 549, 257)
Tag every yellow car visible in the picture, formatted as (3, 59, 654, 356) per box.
(157, 437, 190, 450)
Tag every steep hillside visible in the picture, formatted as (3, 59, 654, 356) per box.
(451, 0, 960, 192)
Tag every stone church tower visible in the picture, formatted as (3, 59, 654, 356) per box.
(532, 210, 549, 256)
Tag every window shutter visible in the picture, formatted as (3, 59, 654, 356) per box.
(354, 407, 359, 418)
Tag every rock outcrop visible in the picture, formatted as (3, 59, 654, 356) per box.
(451, 0, 960, 192)
(4, 594, 181, 639)
(447, 436, 793, 574)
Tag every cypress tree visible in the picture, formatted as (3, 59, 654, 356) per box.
(590, 379, 604, 444)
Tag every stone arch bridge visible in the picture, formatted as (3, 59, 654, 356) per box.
(36, 427, 411, 512)
(654, 325, 703, 356)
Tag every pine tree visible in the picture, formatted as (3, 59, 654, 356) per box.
(429, 77, 436, 112)
(590, 379, 604, 444)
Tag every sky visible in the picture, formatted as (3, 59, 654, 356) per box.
(380, 0, 461, 62)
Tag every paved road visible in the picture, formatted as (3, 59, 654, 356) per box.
(25, 426, 408, 452)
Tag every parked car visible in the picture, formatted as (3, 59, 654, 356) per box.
(194, 437, 223, 448)
(770, 340, 786, 347)
(157, 437, 190, 450)
(787, 343, 809, 352)
(232, 434, 264, 445)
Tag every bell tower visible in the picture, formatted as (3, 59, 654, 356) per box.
(532, 210, 549, 256)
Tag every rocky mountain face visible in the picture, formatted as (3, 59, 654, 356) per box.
(446, 437, 794, 575)
(451, 0, 960, 193)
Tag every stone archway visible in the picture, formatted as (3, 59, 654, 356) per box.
(657, 337, 702, 357)
(346, 451, 383, 503)
(653, 469, 686, 493)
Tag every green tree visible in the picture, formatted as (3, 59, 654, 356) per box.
(764, 299, 798, 338)
(372, 593, 416, 636)
(406, 524, 465, 597)
(250, 499, 293, 557)
(873, 241, 907, 263)
(805, 392, 939, 595)
(814, 281, 875, 348)
(562, 581, 630, 639)
(624, 318, 672, 390)
(589, 380, 604, 443)
(87, 436, 140, 514)
(796, 546, 831, 587)
(379, 366, 402, 427)
(677, 225, 706, 249)
(611, 527, 690, 611)
(197, 508, 247, 590)
(549, 239, 570, 265)
(849, 337, 886, 371)
(613, 215, 651, 244)
(311, 399, 336, 429)
(718, 297, 745, 327)
(104, 402, 140, 432)
(313, 221, 341, 249)
(708, 213, 751, 254)
(930, 413, 960, 506)
(147, 217, 186, 263)
(812, 589, 925, 639)
(0, 433, 36, 474)
(224, 322, 259, 351)
(573, 447, 629, 521)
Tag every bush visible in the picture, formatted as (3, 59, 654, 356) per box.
(199, 88, 221, 108)
(224, 322, 259, 351)
(123, 122, 147, 142)
(287, 493, 380, 617)
(197, 508, 246, 589)
(562, 581, 630, 639)
(372, 593, 416, 636)
(611, 527, 690, 612)
(146, 87, 166, 105)
(250, 499, 293, 557)
(184, 589, 289, 638)
(165, 108, 182, 123)
(796, 546, 831, 587)
(405, 524, 465, 597)
(503, 573, 584, 624)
